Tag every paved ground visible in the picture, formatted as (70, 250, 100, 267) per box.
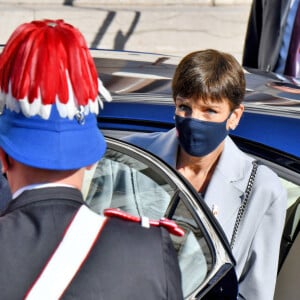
(0, 2, 251, 62)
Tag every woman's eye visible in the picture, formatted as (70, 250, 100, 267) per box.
(206, 108, 217, 114)
(178, 104, 191, 112)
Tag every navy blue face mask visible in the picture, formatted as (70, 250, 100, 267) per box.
(175, 114, 231, 157)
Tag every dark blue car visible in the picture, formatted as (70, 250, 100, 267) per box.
(82, 49, 300, 299)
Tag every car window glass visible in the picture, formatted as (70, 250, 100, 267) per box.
(83, 147, 213, 298)
(170, 198, 213, 296)
(279, 177, 300, 236)
(84, 148, 173, 219)
(280, 178, 300, 208)
(277, 177, 300, 271)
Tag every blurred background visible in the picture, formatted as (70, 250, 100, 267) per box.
(0, 0, 252, 62)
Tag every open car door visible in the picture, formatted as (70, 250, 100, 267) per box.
(82, 137, 238, 299)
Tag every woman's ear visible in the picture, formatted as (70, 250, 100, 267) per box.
(228, 104, 244, 130)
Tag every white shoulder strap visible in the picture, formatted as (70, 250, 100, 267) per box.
(25, 205, 107, 300)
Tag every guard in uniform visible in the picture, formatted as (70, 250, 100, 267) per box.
(0, 19, 184, 300)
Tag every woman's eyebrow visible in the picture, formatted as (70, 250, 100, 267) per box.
(175, 96, 187, 102)
(198, 102, 222, 109)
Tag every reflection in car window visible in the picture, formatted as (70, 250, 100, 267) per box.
(83, 147, 213, 297)
(171, 199, 212, 296)
(84, 149, 173, 219)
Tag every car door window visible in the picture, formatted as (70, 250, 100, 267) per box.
(278, 178, 300, 271)
(169, 198, 212, 296)
(84, 148, 172, 219)
(82, 138, 237, 299)
(280, 178, 300, 208)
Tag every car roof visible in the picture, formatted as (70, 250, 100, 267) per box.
(92, 49, 300, 158)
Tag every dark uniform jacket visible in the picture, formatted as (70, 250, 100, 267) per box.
(242, 0, 292, 72)
(0, 187, 183, 300)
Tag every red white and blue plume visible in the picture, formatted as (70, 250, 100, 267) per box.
(0, 19, 111, 120)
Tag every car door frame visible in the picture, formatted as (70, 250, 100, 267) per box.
(90, 136, 239, 299)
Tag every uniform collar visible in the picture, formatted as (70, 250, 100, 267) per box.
(3, 186, 84, 214)
(12, 183, 76, 199)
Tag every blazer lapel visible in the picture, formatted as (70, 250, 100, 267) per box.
(147, 132, 254, 241)
(204, 137, 253, 240)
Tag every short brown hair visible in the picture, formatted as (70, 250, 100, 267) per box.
(172, 49, 245, 109)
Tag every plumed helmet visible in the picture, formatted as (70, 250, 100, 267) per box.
(0, 19, 111, 170)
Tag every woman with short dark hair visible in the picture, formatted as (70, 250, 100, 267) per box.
(124, 49, 287, 300)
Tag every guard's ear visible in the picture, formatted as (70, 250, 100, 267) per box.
(0, 148, 11, 173)
(85, 163, 96, 171)
(0, 148, 7, 173)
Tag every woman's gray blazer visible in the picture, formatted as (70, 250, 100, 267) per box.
(123, 128, 287, 300)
